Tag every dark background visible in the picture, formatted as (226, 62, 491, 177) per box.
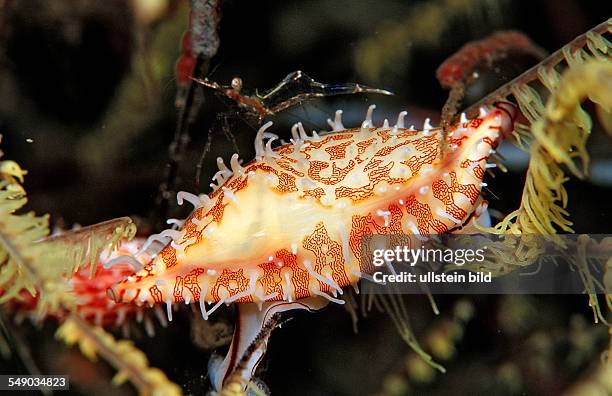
(0, 1, 611, 395)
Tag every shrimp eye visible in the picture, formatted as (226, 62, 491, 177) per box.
(231, 77, 242, 92)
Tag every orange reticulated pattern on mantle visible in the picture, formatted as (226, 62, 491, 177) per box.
(110, 105, 514, 308)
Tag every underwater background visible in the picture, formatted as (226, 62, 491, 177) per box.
(0, 1, 611, 395)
